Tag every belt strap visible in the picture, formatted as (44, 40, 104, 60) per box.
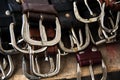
(21, 0, 57, 19)
(0, 0, 12, 27)
(20, 0, 57, 29)
(46, 25, 57, 55)
(0, 0, 12, 42)
(0, 0, 22, 50)
(51, 0, 83, 28)
(76, 47, 102, 66)
(30, 18, 57, 55)
(8, 0, 22, 26)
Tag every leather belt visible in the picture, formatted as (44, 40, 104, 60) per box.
(0, 0, 15, 53)
(76, 45, 107, 80)
(8, 0, 22, 26)
(0, 0, 22, 40)
(76, 47, 102, 66)
(51, 0, 83, 29)
(0, 0, 12, 27)
(21, 0, 57, 20)
(0, 0, 22, 54)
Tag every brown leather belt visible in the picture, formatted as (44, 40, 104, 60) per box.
(33, 26, 57, 56)
(21, 0, 57, 19)
(76, 47, 102, 66)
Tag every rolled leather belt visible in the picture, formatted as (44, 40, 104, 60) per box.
(76, 48, 102, 66)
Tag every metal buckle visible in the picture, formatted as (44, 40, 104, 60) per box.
(76, 47, 107, 80)
(21, 14, 61, 46)
(101, 29, 116, 43)
(31, 49, 61, 77)
(100, 3, 120, 33)
(59, 24, 90, 53)
(88, 24, 107, 45)
(77, 60, 107, 80)
(73, 0, 102, 23)
(0, 38, 18, 55)
(28, 45, 55, 75)
(89, 26, 116, 45)
(0, 55, 14, 80)
(22, 56, 41, 80)
(9, 23, 47, 54)
(22, 45, 41, 79)
(35, 55, 55, 74)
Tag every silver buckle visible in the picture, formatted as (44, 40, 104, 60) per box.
(77, 49, 107, 80)
(31, 49, 61, 77)
(59, 24, 90, 53)
(21, 14, 61, 46)
(73, 0, 102, 23)
(0, 37, 19, 55)
(100, 3, 120, 33)
(22, 56, 41, 80)
(9, 23, 47, 54)
(0, 55, 14, 80)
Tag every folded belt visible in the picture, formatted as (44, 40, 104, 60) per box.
(76, 49, 102, 66)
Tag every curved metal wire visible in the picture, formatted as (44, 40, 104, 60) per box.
(22, 56, 41, 80)
(59, 24, 90, 53)
(31, 49, 61, 77)
(21, 14, 61, 46)
(73, 0, 102, 23)
(9, 23, 47, 54)
(100, 3, 120, 33)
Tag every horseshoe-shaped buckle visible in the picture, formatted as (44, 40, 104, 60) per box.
(21, 14, 61, 46)
(31, 47, 61, 77)
(89, 25, 116, 45)
(100, 3, 120, 33)
(0, 0, 20, 55)
(0, 54, 14, 80)
(104, 0, 120, 11)
(0, 38, 18, 55)
(34, 54, 55, 74)
(88, 21, 105, 45)
(76, 47, 107, 80)
(73, 0, 102, 23)
(22, 56, 41, 80)
(59, 24, 90, 53)
(9, 23, 47, 54)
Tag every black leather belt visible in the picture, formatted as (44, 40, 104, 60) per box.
(0, 0, 22, 54)
(0, 0, 13, 51)
(51, 0, 83, 29)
